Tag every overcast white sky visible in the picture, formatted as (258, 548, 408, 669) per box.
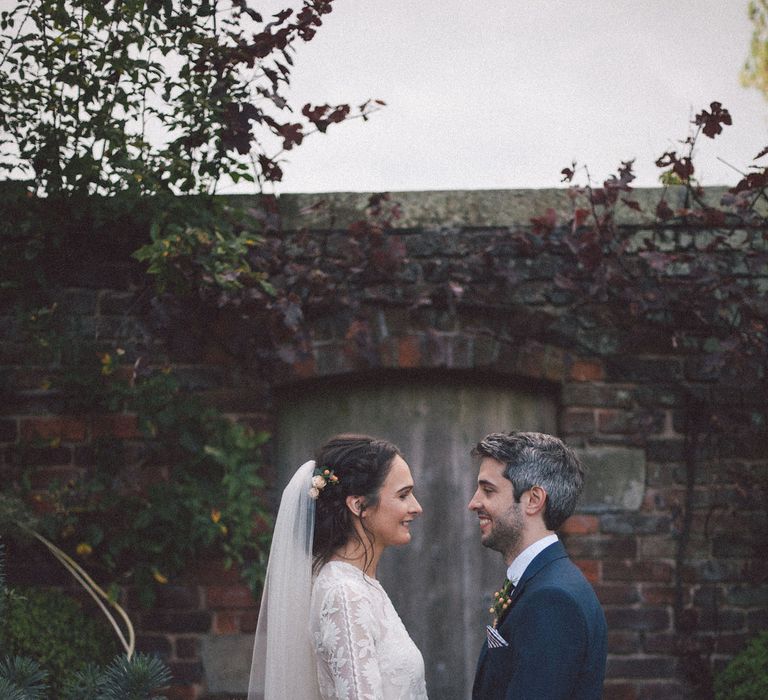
(257, 0, 768, 194)
(2, 1, 765, 194)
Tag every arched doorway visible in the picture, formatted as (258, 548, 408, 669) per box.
(275, 371, 557, 699)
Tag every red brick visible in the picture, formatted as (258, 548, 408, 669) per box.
(212, 611, 239, 635)
(165, 684, 200, 700)
(608, 630, 641, 654)
(292, 355, 316, 378)
(561, 408, 596, 434)
(716, 632, 751, 654)
(21, 417, 87, 443)
(379, 337, 399, 367)
(398, 336, 421, 367)
(594, 583, 641, 605)
(205, 584, 256, 609)
(636, 682, 687, 699)
(603, 682, 638, 700)
(0, 418, 17, 442)
(604, 560, 674, 583)
(648, 486, 686, 510)
(605, 607, 671, 633)
(141, 611, 211, 633)
(598, 409, 634, 434)
(515, 342, 566, 382)
(128, 584, 199, 610)
(641, 585, 678, 605)
(561, 514, 599, 534)
(574, 559, 600, 584)
(570, 360, 605, 381)
(607, 655, 676, 678)
(643, 632, 678, 654)
(31, 466, 82, 489)
(9, 443, 72, 467)
(190, 558, 244, 586)
(91, 413, 139, 439)
(168, 660, 204, 684)
(566, 534, 637, 559)
(175, 637, 200, 659)
(240, 608, 260, 634)
(638, 535, 677, 559)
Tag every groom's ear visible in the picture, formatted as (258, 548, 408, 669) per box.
(525, 486, 547, 516)
(345, 495, 364, 517)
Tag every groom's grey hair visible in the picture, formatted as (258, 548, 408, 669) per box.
(472, 431, 584, 530)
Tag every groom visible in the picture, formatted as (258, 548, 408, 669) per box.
(468, 431, 607, 699)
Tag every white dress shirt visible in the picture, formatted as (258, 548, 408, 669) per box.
(506, 533, 559, 586)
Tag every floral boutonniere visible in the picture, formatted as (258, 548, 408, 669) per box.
(489, 578, 514, 628)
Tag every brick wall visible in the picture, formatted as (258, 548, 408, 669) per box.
(1, 188, 766, 699)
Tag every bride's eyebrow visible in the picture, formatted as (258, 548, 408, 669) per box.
(395, 484, 414, 494)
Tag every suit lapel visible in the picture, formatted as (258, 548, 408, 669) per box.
(495, 540, 568, 628)
(474, 541, 570, 697)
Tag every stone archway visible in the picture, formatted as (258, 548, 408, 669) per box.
(275, 371, 557, 699)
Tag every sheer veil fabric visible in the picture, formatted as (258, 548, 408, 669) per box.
(248, 460, 322, 700)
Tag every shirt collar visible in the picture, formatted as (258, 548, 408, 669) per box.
(506, 533, 559, 586)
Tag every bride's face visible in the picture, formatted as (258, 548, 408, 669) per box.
(362, 455, 423, 549)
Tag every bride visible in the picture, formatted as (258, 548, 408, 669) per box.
(248, 434, 429, 699)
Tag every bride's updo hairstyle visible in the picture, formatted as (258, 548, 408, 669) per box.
(312, 433, 402, 573)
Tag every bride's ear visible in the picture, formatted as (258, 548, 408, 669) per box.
(345, 495, 364, 517)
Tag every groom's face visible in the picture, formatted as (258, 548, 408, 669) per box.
(468, 457, 524, 562)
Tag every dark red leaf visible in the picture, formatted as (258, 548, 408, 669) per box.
(673, 157, 694, 180)
(327, 105, 351, 124)
(277, 122, 304, 150)
(731, 168, 768, 194)
(263, 67, 279, 88)
(251, 31, 277, 58)
(573, 208, 590, 228)
(618, 159, 636, 184)
(258, 154, 283, 182)
(755, 145, 768, 160)
(530, 208, 557, 236)
(656, 200, 674, 221)
(655, 151, 677, 168)
(693, 101, 732, 139)
(621, 198, 642, 212)
(271, 9, 293, 24)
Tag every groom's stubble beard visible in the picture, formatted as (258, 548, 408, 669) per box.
(481, 500, 524, 558)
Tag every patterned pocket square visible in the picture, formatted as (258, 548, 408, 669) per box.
(486, 624, 509, 648)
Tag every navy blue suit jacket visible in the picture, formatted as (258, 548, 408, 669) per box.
(472, 540, 607, 700)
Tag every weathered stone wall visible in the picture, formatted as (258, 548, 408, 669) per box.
(2, 188, 766, 700)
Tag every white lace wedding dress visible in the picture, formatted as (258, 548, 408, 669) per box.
(310, 560, 429, 700)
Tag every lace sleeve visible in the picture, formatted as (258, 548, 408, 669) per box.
(312, 579, 384, 700)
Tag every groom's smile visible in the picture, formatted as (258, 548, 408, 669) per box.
(468, 457, 525, 559)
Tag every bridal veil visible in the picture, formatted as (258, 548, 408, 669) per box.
(248, 459, 322, 700)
